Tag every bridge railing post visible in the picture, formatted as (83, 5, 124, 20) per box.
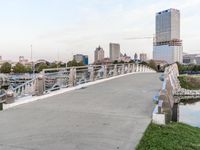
(69, 67, 76, 87)
(103, 65, 107, 79)
(114, 65, 117, 76)
(134, 64, 136, 72)
(5, 90, 14, 104)
(35, 74, 45, 96)
(121, 64, 125, 74)
(138, 64, 141, 72)
(127, 64, 131, 73)
(135, 64, 138, 72)
(89, 66, 94, 81)
(143, 65, 145, 72)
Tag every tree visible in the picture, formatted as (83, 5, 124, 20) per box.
(58, 62, 66, 68)
(67, 60, 84, 67)
(0, 62, 11, 73)
(113, 60, 118, 64)
(192, 65, 199, 72)
(176, 62, 184, 73)
(49, 63, 58, 68)
(35, 63, 48, 73)
(13, 63, 27, 73)
(129, 60, 135, 63)
(25, 66, 32, 73)
(148, 60, 158, 71)
(140, 61, 148, 66)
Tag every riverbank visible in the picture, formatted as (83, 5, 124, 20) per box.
(178, 75, 200, 90)
(136, 122, 200, 150)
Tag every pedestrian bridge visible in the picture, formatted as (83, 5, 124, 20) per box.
(0, 64, 162, 150)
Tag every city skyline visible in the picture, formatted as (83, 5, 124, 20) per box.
(0, 0, 200, 63)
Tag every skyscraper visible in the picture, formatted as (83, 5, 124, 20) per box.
(153, 8, 183, 64)
(94, 46, 104, 62)
(110, 43, 120, 61)
(134, 53, 138, 61)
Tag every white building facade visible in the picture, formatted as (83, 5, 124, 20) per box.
(94, 46, 104, 62)
(153, 45, 182, 64)
(153, 8, 183, 64)
(110, 43, 120, 61)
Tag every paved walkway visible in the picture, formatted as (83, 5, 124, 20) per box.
(0, 73, 161, 150)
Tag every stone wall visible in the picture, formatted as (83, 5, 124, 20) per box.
(153, 63, 200, 125)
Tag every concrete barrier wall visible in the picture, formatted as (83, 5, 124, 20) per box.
(152, 63, 179, 124)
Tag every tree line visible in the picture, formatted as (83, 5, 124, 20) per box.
(0, 60, 85, 74)
(177, 62, 200, 74)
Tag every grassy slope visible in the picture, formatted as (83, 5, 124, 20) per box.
(136, 123, 200, 150)
(178, 76, 200, 90)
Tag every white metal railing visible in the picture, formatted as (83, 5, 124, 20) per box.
(0, 92, 6, 102)
(11, 77, 37, 98)
(0, 63, 155, 106)
(42, 63, 155, 92)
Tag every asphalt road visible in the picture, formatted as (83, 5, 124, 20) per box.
(0, 73, 161, 150)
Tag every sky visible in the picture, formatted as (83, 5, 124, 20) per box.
(0, 0, 200, 63)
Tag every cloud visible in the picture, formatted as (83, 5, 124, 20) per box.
(0, 0, 200, 62)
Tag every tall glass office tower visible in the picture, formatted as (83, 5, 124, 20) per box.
(153, 8, 183, 64)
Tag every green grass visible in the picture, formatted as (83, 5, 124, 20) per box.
(136, 123, 200, 150)
(178, 76, 200, 90)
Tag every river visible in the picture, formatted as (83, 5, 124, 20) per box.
(179, 99, 200, 128)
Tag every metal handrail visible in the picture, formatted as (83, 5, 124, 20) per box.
(12, 77, 37, 91)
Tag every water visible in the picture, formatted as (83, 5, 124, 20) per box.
(179, 99, 200, 128)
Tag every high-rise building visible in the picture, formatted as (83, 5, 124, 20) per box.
(109, 43, 120, 61)
(94, 46, 104, 62)
(134, 53, 138, 61)
(153, 8, 183, 64)
(73, 54, 89, 65)
(140, 53, 147, 62)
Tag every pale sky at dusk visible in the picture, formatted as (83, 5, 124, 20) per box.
(0, 0, 200, 63)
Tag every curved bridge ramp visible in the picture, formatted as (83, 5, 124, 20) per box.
(0, 73, 161, 150)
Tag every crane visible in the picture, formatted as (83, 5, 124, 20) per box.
(124, 37, 154, 40)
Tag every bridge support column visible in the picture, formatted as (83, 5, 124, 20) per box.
(140, 65, 142, 72)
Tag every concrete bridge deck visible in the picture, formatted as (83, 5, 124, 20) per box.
(0, 73, 161, 150)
